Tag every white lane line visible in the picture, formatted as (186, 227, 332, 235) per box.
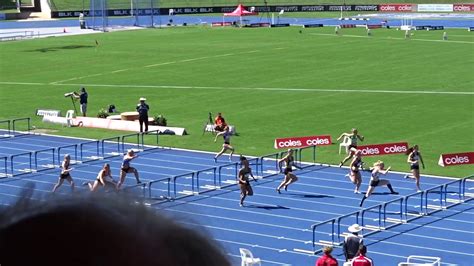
(144, 61, 176, 67)
(49, 73, 103, 84)
(110, 68, 129, 73)
(1, 81, 472, 95)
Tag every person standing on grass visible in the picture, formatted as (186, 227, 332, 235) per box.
(214, 126, 234, 162)
(52, 154, 75, 193)
(315, 246, 338, 266)
(405, 145, 425, 192)
(337, 128, 364, 167)
(136, 97, 150, 133)
(214, 112, 227, 132)
(117, 150, 141, 189)
(74, 87, 88, 117)
(276, 149, 299, 193)
(359, 160, 398, 207)
(351, 245, 373, 266)
(83, 163, 117, 192)
(348, 150, 364, 194)
(238, 156, 257, 207)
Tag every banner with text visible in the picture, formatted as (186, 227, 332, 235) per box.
(438, 152, 474, 167)
(453, 4, 474, 12)
(417, 4, 453, 12)
(274, 135, 332, 149)
(379, 4, 415, 12)
(357, 142, 409, 156)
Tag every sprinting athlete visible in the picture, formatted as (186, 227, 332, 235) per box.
(238, 156, 257, 206)
(84, 163, 117, 192)
(52, 154, 75, 193)
(214, 126, 234, 162)
(117, 150, 141, 189)
(276, 149, 299, 193)
(359, 160, 398, 207)
(348, 150, 364, 194)
(405, 145, 425, 192)
(337, 128, 364, 167)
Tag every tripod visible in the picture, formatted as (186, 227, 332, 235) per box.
(67, 95, 78, 115)
(260, 0, 271, 25)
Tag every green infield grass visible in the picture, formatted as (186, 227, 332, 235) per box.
(0, 26, 473, 177)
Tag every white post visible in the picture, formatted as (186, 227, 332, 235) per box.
(271, 13, 274, 24)
(130, 0, 133, 16)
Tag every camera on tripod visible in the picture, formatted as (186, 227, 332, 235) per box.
(64, 92, 78, 97)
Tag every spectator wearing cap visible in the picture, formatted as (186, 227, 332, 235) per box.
(351, 245, 373, 266)
(343, 224, 363, 262)
(315, 246, 338, 266)
(136, 97, 150, 133)
(74, 87, 88, 116)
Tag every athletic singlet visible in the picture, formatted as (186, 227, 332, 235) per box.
(239, 168, 251, 184)
(61, 160, 70, 174)
(350, 135, 358, 146)
(370, 169, 380, 181)
(409, 151, 420, 166)
(285, 156, 294, 169)
(352, 157, 363, 170)
(122, 157, 132, 168)
(223, 132, 231, 144)
(97, 170, 114, 184)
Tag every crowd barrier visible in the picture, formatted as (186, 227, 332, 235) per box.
(309, 175, 473, 253)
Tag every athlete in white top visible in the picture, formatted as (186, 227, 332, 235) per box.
(359, 160, 398, 207)
(214, 126, 234, 162)
(337, 128, 365, 167)
(84, 163, 117, 192)
(405, 145, 425, 192)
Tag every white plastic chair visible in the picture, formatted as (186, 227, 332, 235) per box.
(240, 248, 261, 266)
(339, 135, 352, 154)
(398, 255, 441, 266)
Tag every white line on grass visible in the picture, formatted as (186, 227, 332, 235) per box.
(308, 32, 474, 44)
(5, 81, 468, 95)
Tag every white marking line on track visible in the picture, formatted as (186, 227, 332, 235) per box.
(308, 32, 474, 44)
(110, 68, 129, 73)
(49, 73, 103, 84)
(3, 81, 470, 96)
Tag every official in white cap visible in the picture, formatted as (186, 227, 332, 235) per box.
(136, 97, 150, 133)
(343, 224, 363, 262)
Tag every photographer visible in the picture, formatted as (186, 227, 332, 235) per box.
(74, 87, 88, 117)
(136, 97, 150, 133)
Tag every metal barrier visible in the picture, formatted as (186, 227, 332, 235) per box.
(196, 167, 217, 193)
(404, 191, 424, 222)
(148, 177, 171, 199)
(0, 119, 11, 138)
(10, 152, 32, 176)
(57, 144, 78, 165)
(246, 157, 260, 177)
(121, 133, 142, 153)
(0, 156, 7, 178)
(383, 197, 404, 229)
(34, 148, 55, 172)
(297, 145, 317, 168)
(173, 172, 195, 198)
(80, 140, 100, 162)
(259, 152, 280, 177)
(101, 136, 121, 158)
(336, 211, 360, 242)
(424, 184, 444, 215)
(141, 130, 160, 151)
(218, 162, 238, 187)
(311, 218, 336, 248)
(12, 117, 31, 136)
(443, 178, 463, 208)
(361, 204, 382, 237)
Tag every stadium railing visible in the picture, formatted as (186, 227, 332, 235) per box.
(308, 175, 473, 253)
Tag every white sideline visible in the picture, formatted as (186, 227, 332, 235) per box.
(1, 81, 472, 95)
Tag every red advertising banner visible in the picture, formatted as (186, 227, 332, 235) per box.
(356, 142, 409, 156)
(274, 135, 332, 149)
(438, 152, 474, 167)
(379, 4, 414, 12)
(453, 4, 474, 12)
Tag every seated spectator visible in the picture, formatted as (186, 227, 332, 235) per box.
(351, 245, 373, 266)
(214, 112, 227, 132)
(0, 190, 230, 266)
(343, 224, 363, 262)
(315, 246, 338, 266)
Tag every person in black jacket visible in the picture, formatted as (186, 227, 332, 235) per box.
(136, 97, 150, 132)
(343, 224, 363, 262)
(74, 87, 88, 117)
